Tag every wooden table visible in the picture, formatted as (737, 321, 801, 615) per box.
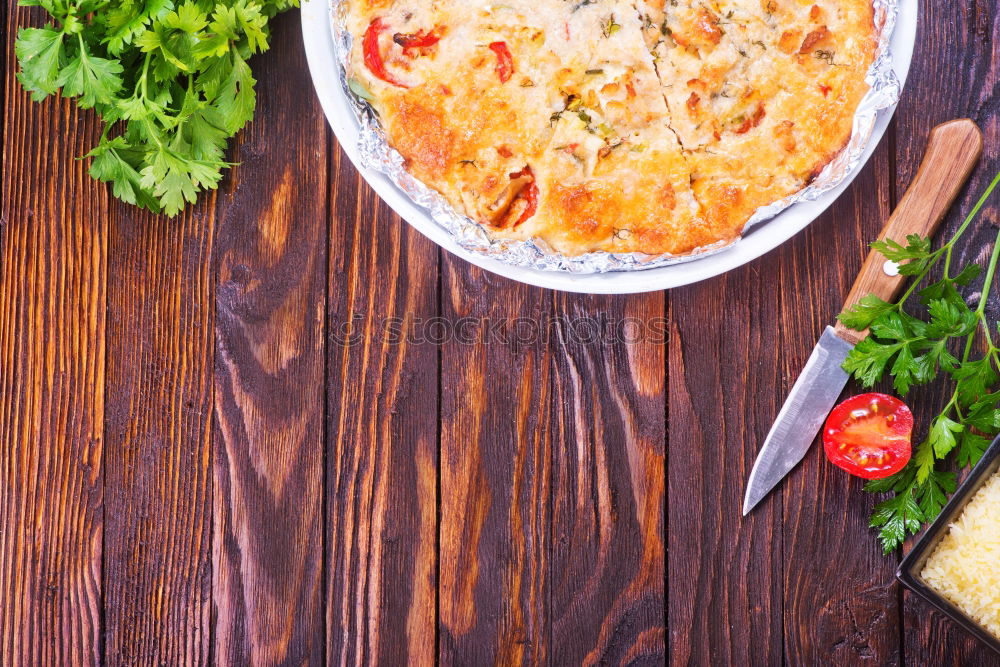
(2, 2, 999, 665)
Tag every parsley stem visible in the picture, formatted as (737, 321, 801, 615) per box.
(980, 312, 996, 349)
(944, 170, 1000, 277)
(894, 247, 947, 309)
(961, 226, 1000, 362)
(974, 226, 1000, 317)
(945, 392, 960, 418)
(140, 52, 151, 101)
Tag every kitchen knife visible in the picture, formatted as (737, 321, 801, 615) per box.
(743, 119, 984, 516)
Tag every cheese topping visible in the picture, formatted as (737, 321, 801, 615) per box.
(345, 0, 877, 256)
(921, 470, 1000, 640)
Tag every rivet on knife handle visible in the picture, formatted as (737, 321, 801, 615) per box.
(834, 119, 984, 345)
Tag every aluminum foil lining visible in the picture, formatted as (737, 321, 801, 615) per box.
(330, 0, 901, 274)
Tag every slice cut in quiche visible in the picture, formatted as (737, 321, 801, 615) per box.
(343, 0, 877, 257)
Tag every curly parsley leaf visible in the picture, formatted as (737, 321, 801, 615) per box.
(957, 430, 990, 468)
(838, 294, 894, 331)
(953, 263, 984, 287)
(871, 233, 933, 276)
(953, 357, 999, 406)
(928, 415, 963, 460)
(15, 26, 65, 99)
(864, 466, 913, 495)
(843, 338, 903, 388)
(55, 41, 124, 108)
(925, 298, 977, 338)
(15, 0, 296, 214)
(87, 135, 162, 210)
(870, 490, 923, 554)
(915, 469, 955, 524)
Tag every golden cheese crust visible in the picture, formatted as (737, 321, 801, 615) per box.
(344, 0, 877, 257)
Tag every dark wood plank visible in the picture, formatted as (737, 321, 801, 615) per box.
(779, 148, 902, 665)
(211, 15, 328, 664)
(438, 271, 551, 665)
(0, 3, 108, 663)
(102, 203, 215, 665)
(668, 267, 784, 665)
(549, 293, 666, 665)
(324, 153, 439, 666)
(897, 2, 1000, 665)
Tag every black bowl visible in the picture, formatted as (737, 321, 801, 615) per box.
(897, 435, 1000, 656)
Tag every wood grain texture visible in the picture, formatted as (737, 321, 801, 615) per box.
(324, 150, 439, 666)
(779, 149, 902, 665)
(438, 269, 552, 666)
(102, 203, 215, 665)
(897, 2, 1000, 665)
(0, 3, 107, 664)
(211, 15, 328, 665)
(549, 293, 666, 666)
(7, 0, 1000, 661)
(667, 264, 784, 666)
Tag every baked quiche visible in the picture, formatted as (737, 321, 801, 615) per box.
(343, 0, 877, 257)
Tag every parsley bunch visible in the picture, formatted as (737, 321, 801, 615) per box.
(14, 0, 296, 215)
(838, 170, 1000, 553)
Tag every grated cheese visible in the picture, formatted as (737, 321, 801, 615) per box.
(921, 470, 1000, 639)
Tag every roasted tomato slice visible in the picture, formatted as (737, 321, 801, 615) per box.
(823, 393, 913, 480)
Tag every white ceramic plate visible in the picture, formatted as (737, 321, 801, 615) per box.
(302, 2, 917, 294)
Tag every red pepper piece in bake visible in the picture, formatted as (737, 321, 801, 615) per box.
(508, 166, 538, 226)
(489, 41, 514, 83)
(363, 18, 409, 88)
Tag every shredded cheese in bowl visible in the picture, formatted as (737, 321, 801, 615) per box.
(921, 470, 1000, 639)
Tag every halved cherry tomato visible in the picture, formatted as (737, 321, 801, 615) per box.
(508, 166, 538, 226)
(823, 393, 913, 480)
(393, 29, 441, 56)
(489, 41, 514, 83)
(363, 18, 409, 88)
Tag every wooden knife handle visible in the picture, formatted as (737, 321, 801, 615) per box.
(834, 119, 983, 344)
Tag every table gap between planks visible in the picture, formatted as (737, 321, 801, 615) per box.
(2, 2, 999, 665)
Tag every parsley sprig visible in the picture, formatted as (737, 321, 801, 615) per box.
(838, 170, 1000, 553)
(15, 0, 296, 215)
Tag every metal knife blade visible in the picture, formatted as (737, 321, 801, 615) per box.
(740, 121, 983, 517)
(742, 326, 855, 515)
